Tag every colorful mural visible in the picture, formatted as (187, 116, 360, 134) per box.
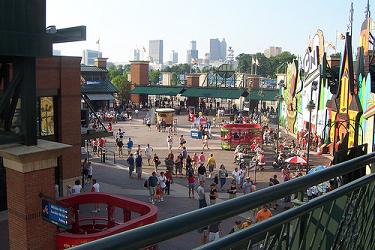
(280, 12, 375, 162)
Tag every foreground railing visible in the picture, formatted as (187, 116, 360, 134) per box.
(70, 152, 375, 250)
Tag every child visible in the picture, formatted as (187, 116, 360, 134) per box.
(209, 183, 218, 205)
(228, 179, 237, 199)
(213, 174, 219, 186)
(187, 173, 196, 198)
(155, 183, 162, 202)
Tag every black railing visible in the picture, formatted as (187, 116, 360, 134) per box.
(70, 152, 375, 250)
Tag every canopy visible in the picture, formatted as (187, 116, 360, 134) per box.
(285, 156, 307, 165)
(130, 86, 184, 96)
(248, 88, 279, 101)
(181, 87, 248, 99)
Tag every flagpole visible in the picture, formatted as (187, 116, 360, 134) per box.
(335, 30, 337, 54)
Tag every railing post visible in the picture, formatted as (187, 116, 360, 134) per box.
(113, 152, 116, 164)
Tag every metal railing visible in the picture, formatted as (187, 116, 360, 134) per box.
(70, 152, 375, 250)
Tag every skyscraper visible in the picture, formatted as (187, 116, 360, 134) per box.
(186, 40, 198, 64)
(220, 39, 227, 61)
(209, 38, 227, 62)
(170, 50, 178, 64)
(264, 46, 282, 58)
(149, 40, 163, 64)
(82, 49, 102, 65)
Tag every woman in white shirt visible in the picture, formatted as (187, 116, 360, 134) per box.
(158, 172, 167, 201)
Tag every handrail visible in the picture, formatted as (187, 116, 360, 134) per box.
(197, 172, 375, 250)
(70, 152, 375, 250)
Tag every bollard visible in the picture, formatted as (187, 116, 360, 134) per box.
(102, 150, 106, 163)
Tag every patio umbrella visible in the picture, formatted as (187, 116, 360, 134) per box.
(285, 156, 307, 165)
(308, 165, 327, 174)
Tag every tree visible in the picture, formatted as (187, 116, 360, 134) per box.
(149, 69, 160, 84)
(236, 53, 252, 73)
(171, 72, 179, 86)
(112, 74, 131, 102)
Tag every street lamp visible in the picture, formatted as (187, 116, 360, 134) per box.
(306, 100, 316, 172)
(276, 94, 284, 154)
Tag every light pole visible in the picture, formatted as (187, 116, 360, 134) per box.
(306, 100, 316, 172)
(276, 94, 284, 154)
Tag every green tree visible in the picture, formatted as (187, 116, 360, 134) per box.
(171, 72, 179, 86)
(112, 75, 131, 101)
(149, 69, 160, 84)
(236, 53, 252, 73)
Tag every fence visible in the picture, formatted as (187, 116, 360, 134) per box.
(70, 152, 375, 250)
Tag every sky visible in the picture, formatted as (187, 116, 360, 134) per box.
(47, 0, 370, 64)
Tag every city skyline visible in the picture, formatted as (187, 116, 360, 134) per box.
(48, 0, 369, 63)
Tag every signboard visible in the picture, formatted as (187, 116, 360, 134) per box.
(42, 199, 70, 228)
(190, 130, 202, 139)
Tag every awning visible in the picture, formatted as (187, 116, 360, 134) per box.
(86, 94, 114, 101)
(248, 88, 279, 101)
(181, 87, 248, 99)
(130, 86, 184, 96)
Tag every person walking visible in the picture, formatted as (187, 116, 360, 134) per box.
(144, 144, 153, 166)
(179, 135, 186, 149)
(135, 153, 143, 180)
(187, 172, 196, 198)
(192, 152, 199, 171)
(71, 179, 82, 194)
(198, 152, 206, 165)
(209, 183, 218, 205)
(207, 154, 216, 178)
(197, 180, 207, 208)
(153, 153, 161, 171)
(167, 135, 173, 150)
(127, 153, 135, 178)
(146, 117, 152, 131)
(242, 177, 254, 195)
(218, 164, 228, 191)
(158, 172, 167, 202)
(208, 221, 221, 242)
(198, 163, 206, 183)
(256, 205, 273, 222)
(202, 133, 209, 150)
(232, 167, 241, 189)
(227, 179, 237, 199)
(127, 138, 134, 155)
(91, 179, 100, 212)
(147, 172, 159, 204)
(117, 138, 124, 158)
(165, 170, 173, 195)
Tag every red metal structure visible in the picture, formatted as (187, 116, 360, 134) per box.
(221, 123, 263, 150)
(56, 193, 158, 249)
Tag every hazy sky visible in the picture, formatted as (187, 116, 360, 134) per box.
(48, 0, 370, 64)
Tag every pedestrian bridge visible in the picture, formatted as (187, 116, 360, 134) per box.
(71, 152, 375, 250)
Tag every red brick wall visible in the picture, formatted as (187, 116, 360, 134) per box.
(6, 168, 56, 250)
(130, 62, 149, 104)
(36, 57, 82, 180)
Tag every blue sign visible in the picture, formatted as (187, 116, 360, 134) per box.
(42, 199, 70, 228)
(190, 130, 202, 139)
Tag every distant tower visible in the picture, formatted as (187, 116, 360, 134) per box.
(226, 46, 234, 65)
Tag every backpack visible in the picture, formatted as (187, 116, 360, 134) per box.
(144, 180, 148, 188)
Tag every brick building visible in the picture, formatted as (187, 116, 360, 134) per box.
(0, 56, 82, 209)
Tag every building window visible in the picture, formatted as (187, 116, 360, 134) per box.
(37, 96, 56, 139)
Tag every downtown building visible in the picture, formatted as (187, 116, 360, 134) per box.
(186, 40, 198, 64)
(82, 49, 103, 65)
(149, 40, 163, 64)
(264, 46, 282, 58)
(210, 38, 227, 62)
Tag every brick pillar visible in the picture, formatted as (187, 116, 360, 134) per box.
(130, 61, 149, 105)
(0, 140, 70, 250)
(186, 74, 200, 107)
